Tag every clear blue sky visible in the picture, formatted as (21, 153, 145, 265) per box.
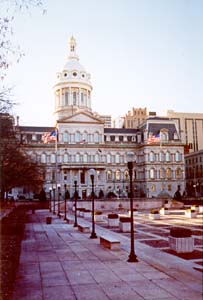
(4, 0, 203, 126)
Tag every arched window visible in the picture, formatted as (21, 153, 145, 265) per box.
(115, 154, 120, 163)
(115, 170, 121, 180)
(95, 153, 99, 162)
(73, 91, 77, 105)
(149, 151, 155, 162)
(94, 132, 99, 143)
(84, 153, 88, 162)
(159, 168, 165, 179)
(175, 151, 181, 162)
(159, 151, 165, 162)
(83, 132, 88, 143)
(124, 170, 129, 180)
(75, 153, 80, 162)
(150, 168, 155, 179)
(41, 153, 46, 164)
(166, 151, 171, 162)
(81, 92, 84, 103)
(107, 170, 112, 181)
(75, 132, 81, 143)
(64, 153, 68, 163)
(176, 168, 182, 179)
(166, 168, 172, 179)
(50, 153, 55, 163)
(107, 154, 111, 163)
(64, 132, 69, 143)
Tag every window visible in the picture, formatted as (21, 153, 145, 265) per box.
(75, 153, 80, 162)
(151, 184, 156, 192)
(175, 151, 181, 162)
(50, 153, 55, 163)
(81, 93, 84, 103)
(107, 170, 112, 181)
(176, 168, 182, 179)
(84, 153, 88, 162)
(149, 151, 155, 162)
(159, 168, 165, 179)
(80, 170, 85, 184)
(94, 132, 99, 143)
(159, 151, 164, 162)
(95, 154, 99, 162)
(64, 153, 68, 163)
(75, 132, 81, 143)
(73, 91, 77, 105)
(115, 154, 120, 163)
(150, 168, 155, 179)
(41, 154, 46, 163)
(64, 132, 69, 143)
(166, 151, 171, 162)
(124, 170, 129, 180)
(115, 170, 121, 180)
(107, 154, 111, 163)
(65, 91, 69, 105)
(166, 168, 172, 179)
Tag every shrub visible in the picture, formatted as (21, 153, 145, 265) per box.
(150, 209, 159, 214)
(170, 227, 192, 238)
(108, 213, 118, 219)
(119, 216, 131, 223)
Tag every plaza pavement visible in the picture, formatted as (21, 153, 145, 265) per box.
(13, 209, 203, 300)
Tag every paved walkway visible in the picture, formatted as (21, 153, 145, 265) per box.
(13, 209, 203, 300)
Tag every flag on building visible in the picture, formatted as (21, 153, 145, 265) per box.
(42, 130, 57, 144)
(79, 139, 86, 144)
(147, 133, 160, 144)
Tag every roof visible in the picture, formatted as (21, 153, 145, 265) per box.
(148, 123, 178, 140)
(104, 128, 139, 134)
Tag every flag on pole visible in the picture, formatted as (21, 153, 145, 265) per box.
(42, 130, 57, 144)
(147, 133, 160, 144)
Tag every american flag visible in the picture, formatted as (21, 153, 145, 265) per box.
(147, 134, 160, 144)
(42, 131, 57, 144)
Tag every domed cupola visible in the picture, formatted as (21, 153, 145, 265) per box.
(53, 36, 93, 121)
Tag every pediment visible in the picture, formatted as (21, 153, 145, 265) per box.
(59, 111, 104, 124)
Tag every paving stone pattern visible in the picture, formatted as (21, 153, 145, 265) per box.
(13, 209, 203, 300)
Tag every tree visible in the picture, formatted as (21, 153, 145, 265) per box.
(0, 0, 45, 112)
(0, 113, 45, 200)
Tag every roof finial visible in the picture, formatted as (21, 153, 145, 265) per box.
(68, 35, 79, 60)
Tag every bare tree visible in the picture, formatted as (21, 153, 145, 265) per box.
(0, 0, 45, 112)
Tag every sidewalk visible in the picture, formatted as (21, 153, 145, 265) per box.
(13, 209, 203, 300)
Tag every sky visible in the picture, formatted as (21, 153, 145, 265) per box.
(3, 0, 203, 126)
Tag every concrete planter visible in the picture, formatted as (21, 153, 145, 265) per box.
(83, 211, 91, 218)
(108, 217, 119, 227)
(185, 210, 197, 218)
(169, 236, 194, 253)
(94, 214, 103, 222)
(149, 213, 160, 220)
(119, 221, 130, 232)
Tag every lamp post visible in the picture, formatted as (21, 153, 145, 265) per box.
(89, 169, 97, 239)
(127, 152, 138, 263)
(64, 184, 67, 221)
(57, 184, 61, 217)
(73, 179, 78, 227)
(53, 185, 56, 214)
(49, 187, 52, 212)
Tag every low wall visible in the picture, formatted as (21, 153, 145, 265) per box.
(67, 198, 167, 212)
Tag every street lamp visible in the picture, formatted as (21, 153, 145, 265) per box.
(57, 183, 61, 217)
(53, 185, 56, 214)
(49, 187, 52, 212)
(89, 168, 97, 239)
(73, 179, 78, 227)
(64, 184, 67, 221)
(127, 152, 138, 263)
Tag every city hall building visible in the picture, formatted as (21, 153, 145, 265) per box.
(17, 37, 185, 199)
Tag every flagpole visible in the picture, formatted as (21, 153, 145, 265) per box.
(55, 127, 58, 214)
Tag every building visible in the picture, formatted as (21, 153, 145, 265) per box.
(123, 107, 147, 128)
(167, 110, 203, 153)
(16, 37, 185, 200)
(185, 150, 203, 197)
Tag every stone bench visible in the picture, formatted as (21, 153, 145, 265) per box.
(66, 217, 74, 224)
(99, 235, 120, 250)
(78, 223, 90, 233)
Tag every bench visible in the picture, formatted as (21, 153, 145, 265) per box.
(100, 235, 120, 250)
(78, 223, 90, 233)
(66, 217, 74, 224)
